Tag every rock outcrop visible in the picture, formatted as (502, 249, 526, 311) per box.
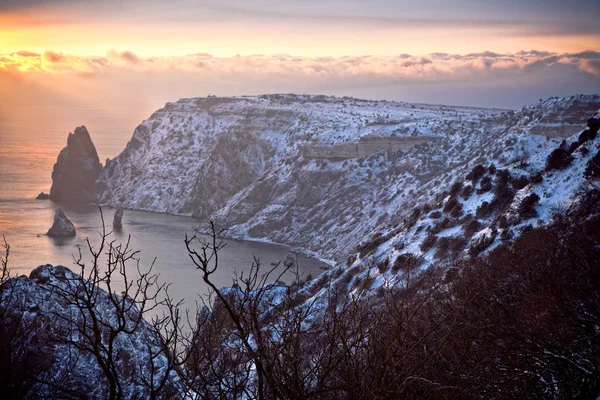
(301, 136, 441, 159)
(47, 209, 76, 237)
(50, 126, 105, 205)
(0, 264, 178, 398)
(113, 207, 123, 229)
(36, 192, 50, 200)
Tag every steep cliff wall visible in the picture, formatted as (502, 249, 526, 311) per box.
(301, 136, 441, 159)
(91, 94, 599, 262)
(529, 123, 586, 138)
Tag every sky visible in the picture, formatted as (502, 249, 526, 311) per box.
(1, 0, 599, 123)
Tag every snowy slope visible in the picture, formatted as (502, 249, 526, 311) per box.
(99, 94, 600, 263)
(306, 111, 600, 300)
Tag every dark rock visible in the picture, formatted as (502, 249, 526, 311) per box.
(283, 254, 296, 268)
(47, 209, 76, 237)
(113, 208, 124, 229)
(36, 192, 50, 200)
(50, 126, 104, 205)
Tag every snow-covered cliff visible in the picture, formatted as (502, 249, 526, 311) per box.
(99, 94, 600, 262)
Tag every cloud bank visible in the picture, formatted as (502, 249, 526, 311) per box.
(1, 50, 599, 110)
(2, 49, 599, 81)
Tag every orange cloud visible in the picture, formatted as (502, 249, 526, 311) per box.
(1, 49, 598, 112)
(3, 50, 599, 81)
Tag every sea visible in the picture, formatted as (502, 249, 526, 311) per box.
(0, 104, 325, 306)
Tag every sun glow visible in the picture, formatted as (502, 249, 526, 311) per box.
(2, 3, 600, 59)
(1, 0, 599, 110)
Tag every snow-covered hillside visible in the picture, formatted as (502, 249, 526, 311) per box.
(99, 94, 600, 263)
(315, 113, 600, 297)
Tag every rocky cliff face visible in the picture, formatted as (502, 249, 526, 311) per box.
(182, 128, 275, 217)
(50, 126, 105, 205)
(95, 94, 599, 261)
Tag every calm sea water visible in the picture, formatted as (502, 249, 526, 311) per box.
(0, 105, 325, 305)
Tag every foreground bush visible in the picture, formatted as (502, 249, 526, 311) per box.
(2, 195, 600, 399)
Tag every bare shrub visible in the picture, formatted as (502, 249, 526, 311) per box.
(518, 193, 540, 218)
(546, 146, 573, 171)
(435, 235, 467, 260)
(449, 181, 464, 196)
(420, 233, 438, 252)
(476, 176, 492, 194)
(429, 210, 443, 219)
(461, 184, 474, 199)
(466, 164, 486, 182)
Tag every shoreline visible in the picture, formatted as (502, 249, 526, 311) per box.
(100, 204, 337, 268)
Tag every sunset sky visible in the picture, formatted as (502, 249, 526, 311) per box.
(2, 0, 600, 56)
(1, 0, 600, 119)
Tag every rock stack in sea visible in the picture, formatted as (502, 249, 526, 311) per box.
(113, 208, 124, 230)
(49, 126, 106, 205)
(47, 209, 76, 237)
